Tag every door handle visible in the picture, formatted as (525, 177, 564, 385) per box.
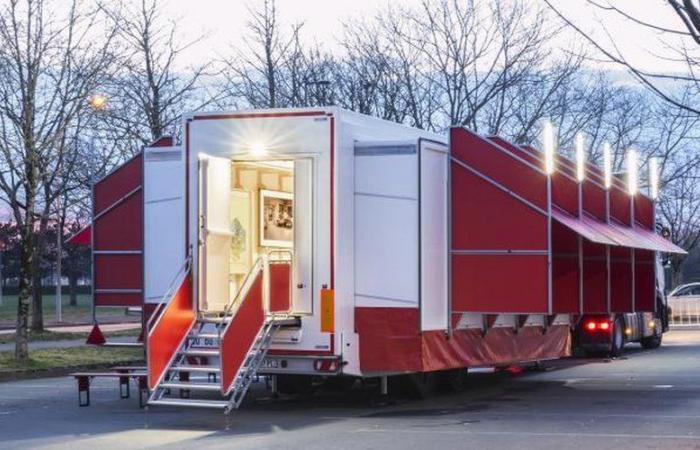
(297, 283, 305, 289)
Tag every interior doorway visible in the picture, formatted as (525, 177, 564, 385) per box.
(198, 156, 313, 314)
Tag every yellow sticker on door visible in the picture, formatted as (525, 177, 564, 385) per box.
(320, 289, 334, 333)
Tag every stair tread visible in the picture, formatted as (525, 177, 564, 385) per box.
(170, 365, 220, 372)
(198, 316, 231, 324)
(182, 348, 219, 356)
(161, 381, 221, 391)
(149, 398, 229, 409)
(189, 333, 219, 339)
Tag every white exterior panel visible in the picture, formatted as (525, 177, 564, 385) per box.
(420, 140, 450, 331)
(143, 146, 185, 304)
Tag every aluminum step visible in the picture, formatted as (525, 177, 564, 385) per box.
(160, 381, 221, 391)
(181, 348, 219, 357)
(148, 398, 229, 409)
(189, 333, 219, 340)
(269, 317, 302, 327)
(198, 316, 230, 324)
(169, 365, 220, 373)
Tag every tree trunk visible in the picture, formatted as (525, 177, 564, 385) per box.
(69, 273, 77, 306)
(31, 267, 43, 331)
(31, 222, 49, 331)
(15, 224, 35, 360)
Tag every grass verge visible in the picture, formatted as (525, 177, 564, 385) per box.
(0, 327, 141, 345)
(0, 346, 144, 381)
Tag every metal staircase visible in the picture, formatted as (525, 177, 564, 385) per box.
(147, 254, 297, 414)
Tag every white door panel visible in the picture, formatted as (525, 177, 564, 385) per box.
(420, 142, 449, 331)
(294, 158, 314, 313)
(200, 155, 231, 312)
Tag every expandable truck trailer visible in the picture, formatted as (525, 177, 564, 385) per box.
(73, 107, 685, 413)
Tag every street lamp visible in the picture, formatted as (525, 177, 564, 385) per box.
(88, 94, 108, 112)
(86, 93, 107, 324)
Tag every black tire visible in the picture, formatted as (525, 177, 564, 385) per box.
(609, 318, 625, 357)
(641, 319, 663, 349)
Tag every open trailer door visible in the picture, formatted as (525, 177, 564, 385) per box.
(199, 155, 232, 312)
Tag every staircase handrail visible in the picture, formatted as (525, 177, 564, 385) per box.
(217, 256, 265, 336)
(147, 251, 192, 335)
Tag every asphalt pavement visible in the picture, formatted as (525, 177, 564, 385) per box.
(0, 330, 699, 450)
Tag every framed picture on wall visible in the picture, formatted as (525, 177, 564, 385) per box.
(260, 189, 293, 248)
(230, 190, 252, 274)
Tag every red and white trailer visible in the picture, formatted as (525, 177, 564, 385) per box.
(80, 107, 684, 412)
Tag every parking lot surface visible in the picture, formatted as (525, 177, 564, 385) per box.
(1, 330, 699, 450)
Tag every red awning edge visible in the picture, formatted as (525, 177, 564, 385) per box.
(551, 208, 617, 246)
(551, 208, 686, 254)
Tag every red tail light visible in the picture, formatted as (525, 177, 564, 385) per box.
(314, 359, 339, 372)
(583, 320, 611, 332)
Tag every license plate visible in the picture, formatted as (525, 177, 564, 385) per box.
(261, 359, 279, 369)
(189, 337, 217, 348)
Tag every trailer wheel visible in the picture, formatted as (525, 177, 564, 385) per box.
(609, 318, 625, 357)
(641, 319, 663, 350)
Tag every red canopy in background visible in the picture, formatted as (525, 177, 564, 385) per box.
(65, 224, 92, 246)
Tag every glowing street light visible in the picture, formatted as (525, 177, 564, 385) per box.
(627, 149, 638, 195)
(87, 94, 107, 112)
(542, 121, 556, 174)
(575, 132, 585, 182)
(649, 157, 659, 200)
(603, 142, 612, 189)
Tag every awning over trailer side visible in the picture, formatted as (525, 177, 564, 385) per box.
(551, 208, 617, 246)
(551, 208, 686, 254)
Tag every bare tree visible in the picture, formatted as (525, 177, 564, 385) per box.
(101, 0, 217, 152)
(545, 0, 700, 117)
(0, 0, 116, 358)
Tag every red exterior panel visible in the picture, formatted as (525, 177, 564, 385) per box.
(552, 222, 580, 313)
(582, 180, 607, 220)
(220, 273, 265, 394)
(94, 154, 143, 213)
(94, 254, 142, 289)
(269, 263, 291, 313)
(551, 172, 578, 216)
(147, 273, 194, 390)
(93, 192, 143, 249)
(355, 307, 570, 373)
(452, 255, 548, 313)
(609, 186, 631, 225)
(92, 153, 143, 307)
(610, 246, 633, 312)
(451, 128, 547, 210)
(634, 196, 654, 229)
(635, 250, 656, 311)
(451, 164, 548, 250)
(450, 127, 549, 314)
(582, 240, 607, 313)
(486, 136, 542, 168)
